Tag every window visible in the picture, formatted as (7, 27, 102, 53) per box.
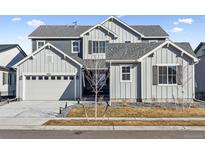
(64, 76, 68, 80)
(44, 76, 49, 80)
(121, 66, 131, 82)
(158, 66, 176, 85)
(26, 76, 30, 80)
(70, 76, 74, 80)
(92, 41, 106, 53)
(38, 76, 43, 80)
(72, 41, 80, 53)
(36, 41, 45, 49)
(32, 76, 36, 80)
(202, 49, 205, 55)
(3, 72, 8, 85)
(57, 76, 61, 80)
(125, 41, 131, 43)
(51, 76, 56, 80)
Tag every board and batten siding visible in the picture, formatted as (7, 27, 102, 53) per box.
(16, 47, 82, 100)
(141, 45, 194, 103)
(83, 19, 141, 59)
(110, 63, 141, 100)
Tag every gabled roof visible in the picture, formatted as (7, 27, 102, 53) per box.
(131, 25, 169, 38)
(106, 41, 198, 62)
(15, 43, 83, 68)
(0, 44, 27, 56)
(80, 24, 118, 37)
(28, 16, 169, 39)
(194, 42, 205, 53)
(28, 25, 92, 38)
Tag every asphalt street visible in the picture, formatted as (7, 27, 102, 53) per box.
(0, 130, 205, 139)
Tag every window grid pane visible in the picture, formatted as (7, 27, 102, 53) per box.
(122, 66, 131, 81)
(158, 66, 176, 84)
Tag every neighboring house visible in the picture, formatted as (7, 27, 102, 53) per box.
(194, 42, 205, 100)
(0, 44, 26, 98)
(15, 16, 198, 103)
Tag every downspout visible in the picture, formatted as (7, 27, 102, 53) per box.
(109, 60, 111, 106)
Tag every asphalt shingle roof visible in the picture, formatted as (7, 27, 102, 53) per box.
(29, 25, 168, 38)
(131, 25, 169, 37)
(0, 44, 19, 53)
(106, 42, 196, 60)
(28, 25, 92, 37)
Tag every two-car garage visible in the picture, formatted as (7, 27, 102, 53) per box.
(23, 75, 76, 100)
(16, 43, 82, 101)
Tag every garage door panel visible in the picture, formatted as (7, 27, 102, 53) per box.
(24, 76, 75, 100)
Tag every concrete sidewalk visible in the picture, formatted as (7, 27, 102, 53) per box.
(1, 125, 205, 131)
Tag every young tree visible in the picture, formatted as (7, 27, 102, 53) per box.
(83, 59, 109, 118)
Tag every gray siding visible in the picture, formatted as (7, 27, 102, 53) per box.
(195, 55, 205, 94)
(83, 19, 141, 59)
(32, 39, 83, 58)
(110, 63, 141, 99)
(141, 45, 194, 102)
(17, 47, 82, 100)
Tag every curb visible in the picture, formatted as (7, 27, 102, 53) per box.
(1, 125, 205, 131)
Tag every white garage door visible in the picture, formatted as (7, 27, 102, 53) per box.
(24, 75, 75, 100)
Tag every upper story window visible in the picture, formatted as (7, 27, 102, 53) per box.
(93, 41, 106, 53)
(72, 40, 80, 53)
(158, 66, 176, 85)
(36, 41, 45, 49)
(121, 66, 132, 82)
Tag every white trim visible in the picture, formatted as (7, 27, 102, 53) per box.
(137, 40, 199, 62)
(14, 43, 83, 68)
(36, 40, 45, 50)
(74, 75, 76, 100)
(28, 36, 81, 39)
(106, 60, 137, 63)
(22, 75, 25, 101)
(80, 24, 118, 37)
(120, 65, 132, 82)
(156, 63, 180, 66)
(71, 40, 80, 53)
(99, 16, 145, 37)
(22, 72, 77, 76)
(193, 65, 195, 99)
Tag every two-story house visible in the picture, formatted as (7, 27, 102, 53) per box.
(0, 44, 26, 99)
(15, 16, 198, 103)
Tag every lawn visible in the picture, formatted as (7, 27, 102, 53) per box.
(44, 120, 205, 126)
(67, 105, 205, 118)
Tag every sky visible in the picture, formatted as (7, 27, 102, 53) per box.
(0, 15, 204, 55)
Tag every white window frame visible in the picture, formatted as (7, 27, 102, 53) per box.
(2, 72, 8, 85)
(120, 65, 132, 82)
(36, 40, 45, 49)
(157, 64, 177, 86)
(71, 40, 80, 53)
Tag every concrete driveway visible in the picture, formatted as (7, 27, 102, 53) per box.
(0, 101, 76, 118)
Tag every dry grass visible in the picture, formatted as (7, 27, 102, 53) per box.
(45, 120, 205, 126)
(67, 106, 205, 118)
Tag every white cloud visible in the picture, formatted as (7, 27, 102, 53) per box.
(173, 21, 179, 25)
(171, 27, 184, 33)
(27, 19, 45, 27)
(17, 35, 27, 40)
(11, 17, 21, 22)
(178, 18, 193, 24)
